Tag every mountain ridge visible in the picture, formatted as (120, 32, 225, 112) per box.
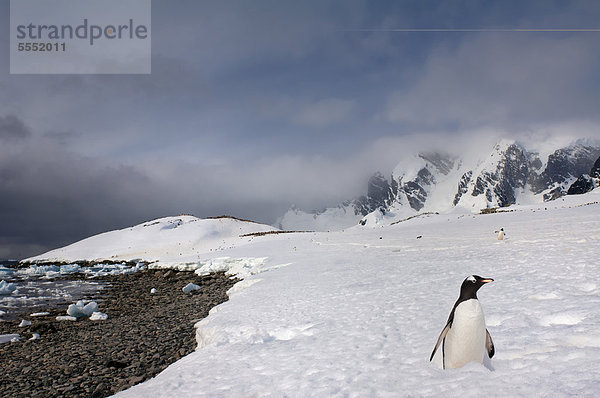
(278, 140, 600, 230)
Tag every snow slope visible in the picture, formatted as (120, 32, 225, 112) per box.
(23, 216, 278, 266)
(112, 189, 600, 397)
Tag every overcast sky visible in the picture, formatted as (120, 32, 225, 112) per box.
(2, 0, 600, 259)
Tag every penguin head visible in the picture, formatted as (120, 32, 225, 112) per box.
(460, 275, 494, 299)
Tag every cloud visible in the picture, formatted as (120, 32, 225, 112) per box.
(2, 2, 600, 258)
(0, 115, 370, 259)
(385, 33, 600, 130)
(260, 96, 358, 128)
(0, 115, 32, 142)
(294, 98, 357, 127)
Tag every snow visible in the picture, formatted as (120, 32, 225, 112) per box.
(56, 316, 77, 322)
(107, 189, 600, 397)
(0, 334, 20, 344)
(182, 283, 201, 293)
(21, 191, 600, 396)
(89, 311, 108, 321)
(0, 280, 17, 295)
(30, 312, 50, 317)
(23, 216, 278, 266)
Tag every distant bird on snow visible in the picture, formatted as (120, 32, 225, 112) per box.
(496, 228, 504, 240)
(430, 275, 495, 369)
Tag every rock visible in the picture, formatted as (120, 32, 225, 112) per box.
(0, 270, 237, 398)
(567, 174, 595, 195)
(106, 360, 128, 369)
(567, 155, 600, 195)
(129, 375, 144, 385)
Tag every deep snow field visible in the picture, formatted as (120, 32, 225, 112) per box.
(22, 191, 600, 397)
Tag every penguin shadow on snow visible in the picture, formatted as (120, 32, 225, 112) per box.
(430, 275, 496, 371)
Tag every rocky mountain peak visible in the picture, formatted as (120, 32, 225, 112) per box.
(566, 154, 600, 195)
(278, 140, 600, 231)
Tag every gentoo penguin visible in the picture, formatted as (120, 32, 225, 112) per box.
(497, 228, 504, 240)
(430, 275, 495, 369)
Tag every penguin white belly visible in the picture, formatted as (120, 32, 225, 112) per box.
(444, 299, 487, 369)
(497, 231, 504, 240)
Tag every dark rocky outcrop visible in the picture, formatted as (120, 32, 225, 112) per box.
(529, 145, 600, 198)
(567, 155, 600, 195)
(352, 172, 393, 216)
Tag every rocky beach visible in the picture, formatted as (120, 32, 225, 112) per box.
(0, 269, 237, 397)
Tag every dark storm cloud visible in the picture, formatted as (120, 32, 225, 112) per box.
(1, 1, 600, 258)
(385, 32, 600, 130)
(0, 115, 31, 142)
(0, 115, 370, 259)
(0, 119, 161, 258)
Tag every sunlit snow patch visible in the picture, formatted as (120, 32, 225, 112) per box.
(226, 279, 262, 297)
(56, 316, 77, 321)
(30, 312, 50, 317)
(539, 312, 586, 326)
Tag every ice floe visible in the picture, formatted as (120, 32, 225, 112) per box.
(182, 283, 201, 293)
(67, 301, 99, 318)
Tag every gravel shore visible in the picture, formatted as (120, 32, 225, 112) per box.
(0, 269, 237, 398)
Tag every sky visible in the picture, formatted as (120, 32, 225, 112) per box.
(1, 0, 600, 259)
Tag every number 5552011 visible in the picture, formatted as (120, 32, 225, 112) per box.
(17, 42, 65, 52)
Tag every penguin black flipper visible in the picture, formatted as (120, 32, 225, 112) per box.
(486, 329, 495, 358)
(430, 321, 452, 362)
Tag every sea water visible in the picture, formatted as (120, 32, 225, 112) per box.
(0, 261, 145, 319)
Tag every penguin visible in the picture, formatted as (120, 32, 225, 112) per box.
(430, 275, 495, 369)
(497, 228, 504, 240)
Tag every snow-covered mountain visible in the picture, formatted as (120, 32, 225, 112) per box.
(279, 140, 600, 230)
(22, 215, 278, 266)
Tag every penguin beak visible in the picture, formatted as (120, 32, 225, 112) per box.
(481, 278, 494, 283)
